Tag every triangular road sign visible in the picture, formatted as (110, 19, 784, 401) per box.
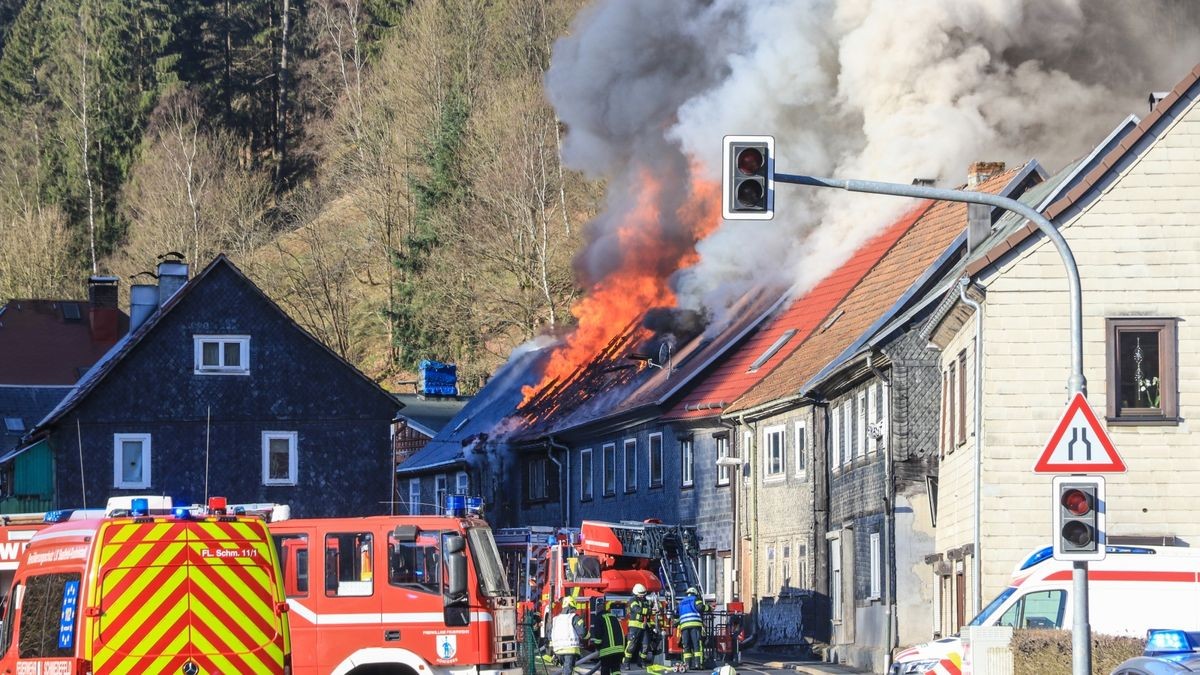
(1034, 393, 1126, 473)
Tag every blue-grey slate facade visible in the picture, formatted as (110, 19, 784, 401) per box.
(21, 256, 399, 517)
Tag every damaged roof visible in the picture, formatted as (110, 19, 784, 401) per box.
(726, 165, 1028, 415)
(0, 300, 129, 385)
(663, 199, 934, 421)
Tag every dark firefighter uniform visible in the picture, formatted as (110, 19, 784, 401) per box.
(590, 601, 627, 675)
(677, 588, 708, 670)
(623, 591, 653, 667)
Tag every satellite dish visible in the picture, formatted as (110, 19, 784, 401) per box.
(658, 342, 671, 369)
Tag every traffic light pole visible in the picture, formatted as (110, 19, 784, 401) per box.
(774, 171, 1092, 675)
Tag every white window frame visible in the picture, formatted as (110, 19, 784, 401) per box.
(580, 448, 594, 501)
(262, 431, 298, 486)
(409, 478, 421, 515)
(794, 421, 807, 479)
(623, 439, 638, 493)
(766, 544, 776, 594)
(856, 391, 867, 460)
(113, 433, 152, 489)
(455, 470, 469, 495)
(830, 535, 843, 622)
(867, 385, 878, 454)
(881, 383, 890, 450)
(842, 400, 853, 462)
(648, 433, 664, 488)
(797, 543, 809, 589)
(831, 407, 841, 470)
(193, 335, 250, 375)
(680, 438, 694, 488)
(869, 532, 882, 600)
(602, 443, 616, 496)
(435, 474, 448, 510)
(716, 435, 730, 486)
(763, 425, 785, 479)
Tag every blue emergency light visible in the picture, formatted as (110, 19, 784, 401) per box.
(1145, 629, 1198, 655)
(173, 506, 192, 519)
(44, 509, 76, 523)
(130, 498, 150, 517)
(466, 496, 484, 516)
(445, 494, 467, 517)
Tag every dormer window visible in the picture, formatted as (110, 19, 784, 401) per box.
(194, 335, 250, 375)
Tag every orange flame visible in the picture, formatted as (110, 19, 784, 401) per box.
(521, 163, 721, 406)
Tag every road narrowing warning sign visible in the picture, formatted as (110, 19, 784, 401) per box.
(1034, 392, 1126, 473)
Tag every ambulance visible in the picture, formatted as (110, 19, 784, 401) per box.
(891, 545, 1200, 675)
(268, 495, 520, 675)
(0, 496, 292, 674)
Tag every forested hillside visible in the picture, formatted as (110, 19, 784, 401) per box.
(0, 0, 597, 392)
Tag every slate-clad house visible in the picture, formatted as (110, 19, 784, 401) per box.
(7, 255, 399, 517)
(722, 162, 1034, 672)
(0, 275, 129, 510)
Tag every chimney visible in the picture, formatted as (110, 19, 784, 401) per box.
(129, 282, 159, 332)
(87, 275, 120, 343)
(156, 253, 189, 307)
(967, 161, 1005, 188)
(1149, 91, 1169, 111)
(966, 202, 992, 253)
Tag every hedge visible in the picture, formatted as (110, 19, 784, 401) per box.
(1011, 630, 1144, 675)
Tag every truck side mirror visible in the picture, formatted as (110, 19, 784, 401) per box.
(444, 534, 470, 627)
(446, 535, 468, 599)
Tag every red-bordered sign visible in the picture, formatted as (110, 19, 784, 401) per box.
(1034, 393, 1126, 473)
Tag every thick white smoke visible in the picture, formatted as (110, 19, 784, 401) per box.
(546, 0, 1200, 322)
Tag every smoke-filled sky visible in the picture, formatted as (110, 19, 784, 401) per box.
(546, 0, 1200, 322)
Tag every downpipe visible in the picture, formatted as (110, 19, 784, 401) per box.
(868, 353, 894, 672)
(720, 416, 756, 652)
(548, 437, 570, 528)
(958, 278, 984, 618)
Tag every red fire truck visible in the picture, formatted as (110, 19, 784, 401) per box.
(495, 519, 709, 663)
(268, 496, 520, 675)
(0, 513, 49, 605)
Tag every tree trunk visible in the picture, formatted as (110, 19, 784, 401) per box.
(274, 0, 290, 192)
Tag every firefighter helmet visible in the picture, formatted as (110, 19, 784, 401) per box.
(561, 596, 575, 610)
(713, 666, 736, 675)
(633, 583, 647, 596)
(687, 587, 698, 596)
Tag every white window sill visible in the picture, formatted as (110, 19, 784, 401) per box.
(195, 369, 250, 376)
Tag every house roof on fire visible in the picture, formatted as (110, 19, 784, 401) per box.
(662, 199, 935, 422)
(24, 255, 397, 439)
(726, 164, 1028, 415)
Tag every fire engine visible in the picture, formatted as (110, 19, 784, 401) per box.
(495, 519, 711, 662)
(0, 495, 292, 674)
(268, 495, 521, 675)
(0, 512, 51, 606)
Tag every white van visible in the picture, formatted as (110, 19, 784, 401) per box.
(891, 545, 1200, 675)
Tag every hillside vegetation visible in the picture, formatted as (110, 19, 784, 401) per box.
(0, 0, 598, 392)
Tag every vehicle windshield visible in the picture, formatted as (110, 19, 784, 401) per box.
(968, 586, 1016, 627)
(468, 527, 511, 597)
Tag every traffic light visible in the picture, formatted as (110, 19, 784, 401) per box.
(1052, 475, 1106, 562)
(722, 135, 774, 220)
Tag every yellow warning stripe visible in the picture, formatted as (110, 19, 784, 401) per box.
(85, 518, 287, 674)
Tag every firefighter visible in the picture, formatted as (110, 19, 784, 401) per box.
(623, 583, 653, 669)
(590, 598, 626, 675)
(551, 596, 587, 675)
(677, 587, 708, 670)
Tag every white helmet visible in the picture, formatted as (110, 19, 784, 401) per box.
(713, 666, 736, 675)
(632, 583, 647, 596)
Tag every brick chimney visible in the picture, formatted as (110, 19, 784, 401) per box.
(87, 275, 120, 343)
(967, 161, 1005, 188)
(966, 162, 1005, 252)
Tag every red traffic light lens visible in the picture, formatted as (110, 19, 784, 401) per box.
(737, 147, 764, 175)
(1062, 520, 1093, 547)
(1061, 488, 1091, 516)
